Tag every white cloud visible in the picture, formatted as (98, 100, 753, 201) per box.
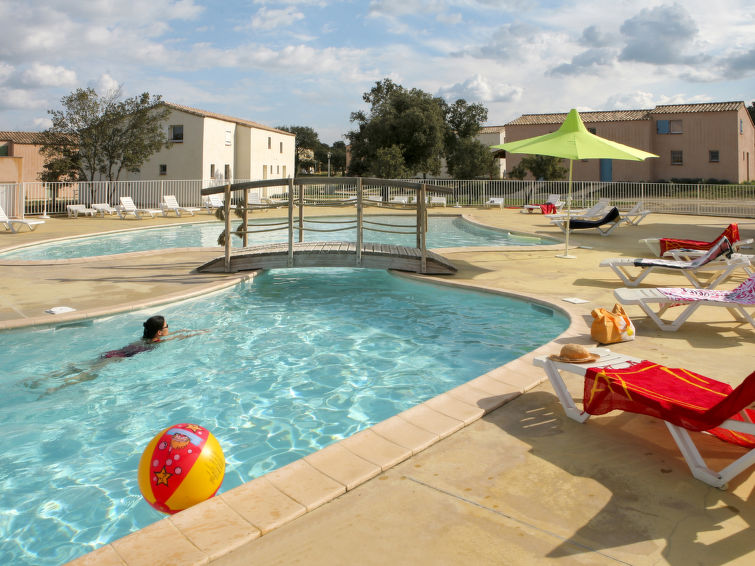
(0, 62, 14, 84)
(248, 7, 306, 30)
(21, 63, 77, 88)
(33, 116, 53, 129)
(437, 74, 522, 103)
(0, 87, 47, 111)
(619, 3, 701, 65)
(95, 74, 122, 95)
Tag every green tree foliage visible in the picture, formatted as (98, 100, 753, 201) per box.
(446, 138, 498, 179)
(40, 88, 169, 183)
(347, 79, 446, 177)
(277, 125, 322, 174)
(443, 99, 497, 179)
(748, 100, 755, 125)
(373, 145, 408, 178)
(329, 141, 347, 175)
(508, 155, 568, 180)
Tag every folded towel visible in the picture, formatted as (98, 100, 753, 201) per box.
(45, 306, 77, 314)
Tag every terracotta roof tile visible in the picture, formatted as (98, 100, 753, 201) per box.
(648, 101, 744, 114)
(478, 126, 505, 134)
(163, 103, 294, 136)
(505, 110, 650, 126)
(0, 131, 46, 144)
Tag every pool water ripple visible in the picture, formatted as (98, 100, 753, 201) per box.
(0, 268, 567, 564)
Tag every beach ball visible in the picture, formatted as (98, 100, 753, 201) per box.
(138, 423, 225, 514)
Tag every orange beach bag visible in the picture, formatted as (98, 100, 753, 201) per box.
(590, 304, 635, 344)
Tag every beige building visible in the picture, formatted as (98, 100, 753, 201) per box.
(129, 103, 296, 182)
(0, 131, 47, 183)
(477, 125, 506, 178)
(503, 102, 755, 183)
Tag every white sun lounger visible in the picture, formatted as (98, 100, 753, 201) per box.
(117, 196, 162, 219)
(521, 194, 564, 213)
(429, 196, 446, 207)
(161, 195, 200, 217)
(389, 196, 410, 205)
(534, 349, 755, 488)
(0, 204, 45, 232)
(484, 197, 505, 209)
(600, 237, 753, 289)
(620, 201, 652, 226)
(92, 203, 119, 216)
(66, 204, 96, 218)
(613, 273, 755, 331)
(550, 198, 611, 220)
(203, 194, 224, 213)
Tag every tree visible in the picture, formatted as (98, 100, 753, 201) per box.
(446, 138, 498, 179)
(40, 88, 170, 185)
(748, 100, 755, 125)
(277, 125, 322, 174)
(347, 79, 446, 177)
(329, 141, 347, 175)
(508, 155, 568, 180)
(443, 99, 497, 179)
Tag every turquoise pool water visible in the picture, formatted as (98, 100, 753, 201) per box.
(0, 269, 568, 564)
(0, 215, 557, 260)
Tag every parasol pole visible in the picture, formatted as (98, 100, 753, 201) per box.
(556, 159, 576, 259)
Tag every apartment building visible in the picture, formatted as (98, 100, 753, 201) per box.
(0, 131, 47, 183)
(503, 101, 755, 183)
(128, 103, 296, 182)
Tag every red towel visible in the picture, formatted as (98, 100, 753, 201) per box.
(539, 203, 557, 214)
(658, 224, 740, 255)
(584, 361, 755, 448)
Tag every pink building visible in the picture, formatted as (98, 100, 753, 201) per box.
(503, 102, 755, 183)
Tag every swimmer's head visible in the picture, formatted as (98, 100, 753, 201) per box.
(143, 316, 166, 340)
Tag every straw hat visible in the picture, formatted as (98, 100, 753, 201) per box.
(548, 344, 600, 363)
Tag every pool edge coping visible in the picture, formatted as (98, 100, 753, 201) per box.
(65, 276, 588, 566)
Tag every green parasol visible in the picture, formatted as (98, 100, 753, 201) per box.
(492, 109, 658, 258)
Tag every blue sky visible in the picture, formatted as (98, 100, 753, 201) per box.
(1, 0, 753, 144)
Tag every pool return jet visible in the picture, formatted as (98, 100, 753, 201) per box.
(198, 177, 457, 275)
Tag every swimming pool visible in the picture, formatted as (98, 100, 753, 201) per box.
(0, 268, 567, 564)
(0, 215, 558, 260)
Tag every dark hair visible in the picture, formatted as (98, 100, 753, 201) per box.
(143, 315, 165, 340)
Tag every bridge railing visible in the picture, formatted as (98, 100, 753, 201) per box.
(201, 177, 453, 273)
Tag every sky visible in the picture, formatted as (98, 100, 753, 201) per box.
(1, 0, 754, 145)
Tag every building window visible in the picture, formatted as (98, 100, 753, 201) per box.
(0, 144, 8, 156)
(225, 130, 232, 146)
(280, 141, 283, 153)
(210, 164, 215, 179)
(709, 150, 720, 163)
(588, 127, 596, 134)
(741, 119, 744, 134)
(268, 137, 271, 149)
(159, 164, 167, 176)
(670, 150, 683, 165)
(169, 125, 183, 142)
(657, 120, 682, 134)
(224, 164, 231, 180)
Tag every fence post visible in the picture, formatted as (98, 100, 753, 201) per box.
(287, 178, 294, 267)
(356, 177, 363, 266)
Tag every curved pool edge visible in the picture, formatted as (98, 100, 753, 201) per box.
(66, 277, 586, 566)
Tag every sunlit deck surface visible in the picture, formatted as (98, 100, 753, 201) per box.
(1, 207, 753, 565)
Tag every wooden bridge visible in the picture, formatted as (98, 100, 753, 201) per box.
(198, 177, 457, 275)
(198, 241, 456, 274)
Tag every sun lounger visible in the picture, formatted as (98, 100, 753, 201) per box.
(600, 237, 753, 289)
(203, 194, 224, 213)
(549, 197, 611, 220)
(521, 194, 564, 214)
(620, 201, 652, 225)
(484, 197, 505, 209)
(92, 203, 119, 216)
(161, 195, 200, 217)
(550, 207, 621, 235)
(534, 349, 755, 488)
(641, 223, 753, 257)
(117, 196, 162, 219)
(389, 196, 410, 205)
(429, 196, 446, 207)
(613, 273, 755, 331)
(66, 204, 96, 218)
(0, 204, 44, 232)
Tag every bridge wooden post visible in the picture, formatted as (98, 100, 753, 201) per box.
(223, 183, 231, 273)
(242, 188, 249, 247)
(356, 177, 363, 266)
(419, 184, 428, 273)
(298, 180, 304, 242)
(287, 178, 294, 267)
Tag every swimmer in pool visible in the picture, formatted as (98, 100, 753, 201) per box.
(30, 316, 207, 395)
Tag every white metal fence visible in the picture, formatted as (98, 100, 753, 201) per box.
(12, 178, 755, 218)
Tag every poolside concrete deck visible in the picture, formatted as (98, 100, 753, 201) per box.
(2, 208, 754, 565)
